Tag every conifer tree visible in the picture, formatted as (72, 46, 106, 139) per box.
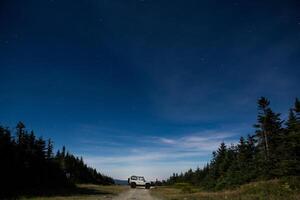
(46, 139, 54, 160)
(254, 97, 283, 177)
(254, 97, 271, 160)
(16, 121, 26, 145)
(282, 99, 300, 175)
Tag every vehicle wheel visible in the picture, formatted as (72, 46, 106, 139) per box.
(145, 183, 150, 189)
(131, 182, 136, 188)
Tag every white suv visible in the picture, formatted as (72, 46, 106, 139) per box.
(128, 175, 151, 189)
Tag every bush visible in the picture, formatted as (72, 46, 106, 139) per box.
(174, 183, 194, 194)
(279, 176, 300, 191)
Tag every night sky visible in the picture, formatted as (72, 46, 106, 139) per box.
(1, 0, 300, 180)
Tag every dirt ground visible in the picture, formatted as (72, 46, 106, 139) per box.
(113, 187, 159, 200)
(19, 185, 160, 200)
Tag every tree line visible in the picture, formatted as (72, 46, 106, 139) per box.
(0, 122, 114, 196)
(167, 97, 300, 190)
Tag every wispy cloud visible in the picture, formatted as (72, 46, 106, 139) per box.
(159, 138, 176, 144)
(83, 151, 207, 165)
(76, 128, 240, 180)
(155, 130, 238, 151)
(81, 151, 209, 180)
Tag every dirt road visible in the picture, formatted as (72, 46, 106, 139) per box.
(112, 188, 159, 200)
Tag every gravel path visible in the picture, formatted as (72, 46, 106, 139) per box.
(112, 188, 158, 200)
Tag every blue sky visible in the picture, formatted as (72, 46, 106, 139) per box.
(1, 0, 300, 180)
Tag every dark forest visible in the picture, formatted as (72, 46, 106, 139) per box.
(167, 97, 300, 190)
(0, 122, 114, 197)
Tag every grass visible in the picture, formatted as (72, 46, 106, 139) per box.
(151, 178, 300, 200)
(18, 184, 128, 200)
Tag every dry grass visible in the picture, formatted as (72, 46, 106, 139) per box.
(19, 184, 128, 200)
(151, 179, 300, 200)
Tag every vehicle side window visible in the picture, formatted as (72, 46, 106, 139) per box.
(131, 176, 137, 180)
(139, 177, 145, 181)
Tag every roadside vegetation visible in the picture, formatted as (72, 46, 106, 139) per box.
(151, 177, 300, 200)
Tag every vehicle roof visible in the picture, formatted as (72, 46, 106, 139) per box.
(131, 175, 144, 178)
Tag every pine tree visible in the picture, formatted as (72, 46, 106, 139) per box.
(254, 97, 283, 177)
(216, 142, 228, 178)
(294, 98, 300, 129)
(46, 139, 54, 160)
(62, 145, 66, 157)
(286, 109, 297, 131)
(16, 121, 26, 145)
(246, 134, 257, 178)
(254, 97, 271, 160)
(282, 99, 300, 175)
(36, 137, 46, 159)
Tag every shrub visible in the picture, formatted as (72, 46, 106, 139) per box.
(174, 182, 194, 194)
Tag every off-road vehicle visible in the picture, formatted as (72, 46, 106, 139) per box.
(128, 175, 151, 189)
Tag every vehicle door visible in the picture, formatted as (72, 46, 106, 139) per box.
(137, 176, 145, 185)
(131, 176, 137, 184)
